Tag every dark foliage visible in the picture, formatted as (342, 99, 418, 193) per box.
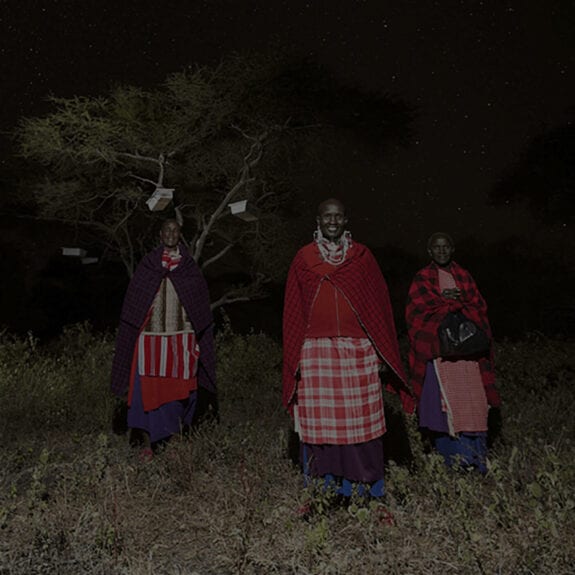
(490, 122, 575, 226)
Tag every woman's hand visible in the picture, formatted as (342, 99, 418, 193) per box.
(442, 287, 461, 300)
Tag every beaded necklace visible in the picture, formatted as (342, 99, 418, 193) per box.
(313, 229, 352, 265)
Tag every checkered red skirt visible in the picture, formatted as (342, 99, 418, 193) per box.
(295, 337, 386, 445)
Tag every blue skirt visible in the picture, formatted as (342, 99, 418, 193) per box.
(127, 371, 197, 444)
(434, 432, 487, 474)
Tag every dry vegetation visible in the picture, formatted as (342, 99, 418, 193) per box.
(1, 323, 574, 574)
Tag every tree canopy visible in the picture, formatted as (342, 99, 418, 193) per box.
(490, 122, 575, 229)
(14, 51, 414, 307)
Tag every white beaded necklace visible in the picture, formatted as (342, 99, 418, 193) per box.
(314, 229, 352, 265)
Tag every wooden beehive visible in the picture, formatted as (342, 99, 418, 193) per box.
(62, 247, 87, 258)
(228, 199, 259, 222)
(146, 187, 174, 211)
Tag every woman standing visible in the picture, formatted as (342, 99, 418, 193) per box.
(405, 233, 500, 473)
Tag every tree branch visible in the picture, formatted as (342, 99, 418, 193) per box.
(128, 173, 158, 187)
(209, 272, 270, 310)
(201, 242, 235, 270)
(120, 152, 166, 188)
(117, 151, 164, 164)
(210, 294, 252, 310)
(193, 128, 268, 262)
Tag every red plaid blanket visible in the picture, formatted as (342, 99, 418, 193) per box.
(405, 261, 499, 407)
(295, 338, 385, 444)
(283, 242, 412, 412)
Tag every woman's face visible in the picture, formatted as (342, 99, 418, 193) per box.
(317, 201, 347, 242)
(160, 221, 181, 248)
(428, 236, 454, 267)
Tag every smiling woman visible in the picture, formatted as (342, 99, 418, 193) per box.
(317, 199, 348, 242)
(159, 219, 181, 251)
(283, 198, 412, 511)
(406, 232, 500, 473)
(427, 232, 455, 269)
(314, 199, 351, 266)
(111, 218, 216, 455)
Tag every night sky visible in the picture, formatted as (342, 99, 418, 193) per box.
(2, 0, 574, 253)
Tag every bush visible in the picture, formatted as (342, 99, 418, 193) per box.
(215, 317, 283, 423)
(0, 329, 574, 574)
(0, 323, 115, 441)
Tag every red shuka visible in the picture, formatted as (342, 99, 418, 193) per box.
(283, 242, 412, 413)
(405, 261, 500, 407)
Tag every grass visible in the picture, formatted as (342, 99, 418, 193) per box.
(0, 324, 574, 574)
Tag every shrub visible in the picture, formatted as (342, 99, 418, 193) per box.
(0, 329, 574, 574)
(0, 323, 115, 441)
(215, 317, 283, 424)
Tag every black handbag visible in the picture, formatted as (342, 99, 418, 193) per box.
(438, 311, 490, 357)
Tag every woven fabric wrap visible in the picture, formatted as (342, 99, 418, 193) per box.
(110, 243, 216, 397)
(435, 358, 488, 434)
(138, 331, 199, 380)
(435, 269, 488, 434)
(296, 337, 385, 445)
(283, 242, 411, 413)
(405, 260, 499, 407)
(145, 276, 192, 334)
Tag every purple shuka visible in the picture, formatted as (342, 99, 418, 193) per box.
(128, 371, 198, 443)
(418, 361, 449, 433)
(301, 438, 385, 482)
(111, 243, 216, 398)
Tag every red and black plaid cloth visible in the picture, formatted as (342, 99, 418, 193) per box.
(283, 242, 412, 412)
(405, 261, 500, 408)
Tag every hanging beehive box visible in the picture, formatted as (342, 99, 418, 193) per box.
(62, 247, 87, 258)
(146, 187, 174, 211)
(228, 199, 259, 222)
(81, 257, 99, 265)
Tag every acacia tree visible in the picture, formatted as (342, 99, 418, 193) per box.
(15, 53, 414, 307)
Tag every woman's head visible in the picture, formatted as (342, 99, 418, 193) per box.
(427, 232, 454, 267)
(160, 219, 181, 248)
(316, 198, 347, 242)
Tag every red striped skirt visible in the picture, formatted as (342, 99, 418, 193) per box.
(130, 331, 200, 411)
(295, 337, 385, 445)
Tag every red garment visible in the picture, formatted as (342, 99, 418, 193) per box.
(405, 261, 500, 407)
(161, 249, 182, 270)
(296, 337, 385, 444)
(135, 331, 200, 411)
(283, 242, 412, 412)
(111, 243, 215, 397)
(435, 269, 488, 433)
(306, 278, 365, 337)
